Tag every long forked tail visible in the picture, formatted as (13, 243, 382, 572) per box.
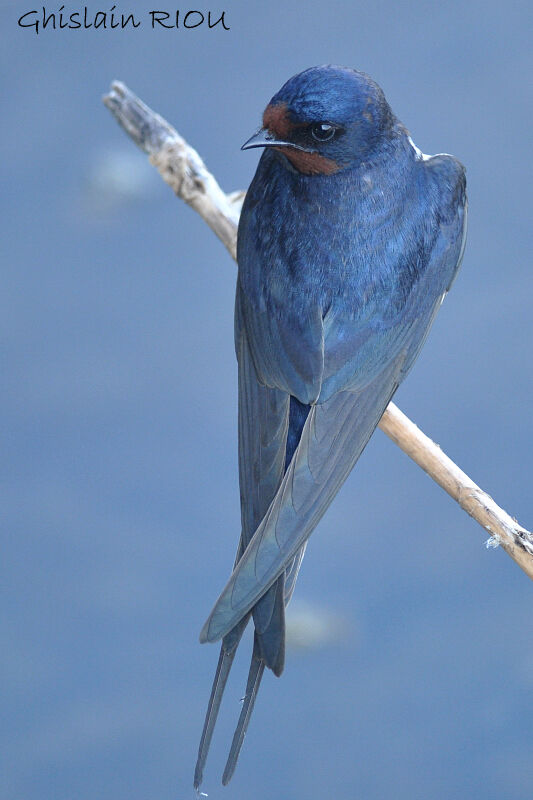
(195, 555, 306, 790)
(194, 393, 311, 789)
(193, 579, 284, 790)
(194, 617, 248, 791)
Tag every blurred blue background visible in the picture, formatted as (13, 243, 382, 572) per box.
(2, 1, 532, 798)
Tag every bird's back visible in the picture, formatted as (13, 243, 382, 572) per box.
(237, 140, 466, 404)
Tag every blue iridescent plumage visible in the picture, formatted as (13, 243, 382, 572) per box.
(194, 65, 467, 789)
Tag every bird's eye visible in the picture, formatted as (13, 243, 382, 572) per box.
(311, 123, 336, 142)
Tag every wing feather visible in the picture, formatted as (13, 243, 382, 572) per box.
(200, 351, 406, 643)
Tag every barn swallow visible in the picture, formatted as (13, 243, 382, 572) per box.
(194, 65, 467, 788)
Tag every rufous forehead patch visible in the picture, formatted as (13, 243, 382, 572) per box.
(263, 102, 341, 175)
(262, 102, 292, 138)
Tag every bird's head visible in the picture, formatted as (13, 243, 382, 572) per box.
(242, 65, 395, 175)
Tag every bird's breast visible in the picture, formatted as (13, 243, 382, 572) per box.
(237, 150, 425, 401)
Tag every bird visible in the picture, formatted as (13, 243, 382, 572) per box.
(194, 65, 467, 789)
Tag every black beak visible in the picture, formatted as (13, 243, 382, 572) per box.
(241, 128, 310, 152)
